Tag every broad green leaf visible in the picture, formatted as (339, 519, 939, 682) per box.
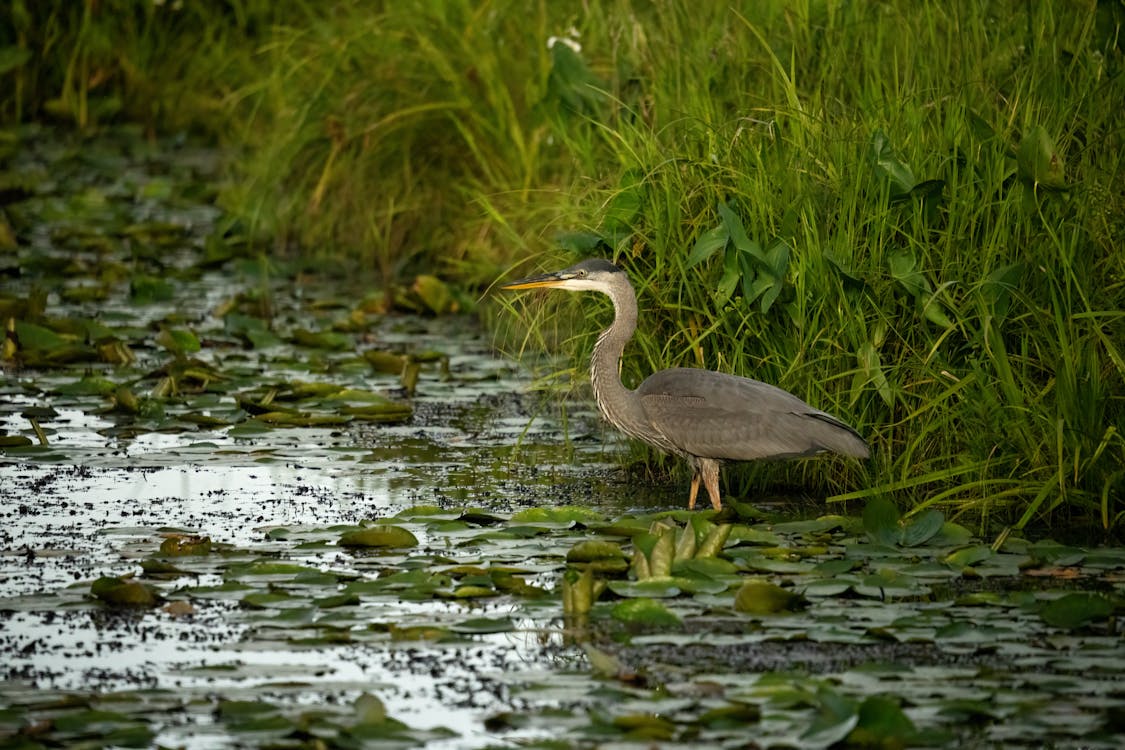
(850, 695, 917, 745)
(610, 597, 682, 627)
(512, 506, 603, 523)
(413, 274, 456, 314)
(338, 525, 418, 548)
(450, 617, 514, 634)
(1039, 593, 1114, 629)
(566, 539, 625, 561)
(0, 46, 32, 74)
(91, 576, 159, 607)
(718, 202, 760, 260)
(802, 686, 860, 746)
(733, 579, 807, 614)
(863, 497, 901, 547)
(130, 275, 175, 303)
(854, 341, 893, 407)
(158, 535, 212, 556)
(612, 713, 677, 740)
(562, 567, 602, 615)
(1017, 125, 1067, 189)
(696, 524, 732, 557)
(688, 224, 729, 266)
(888, 250, 931, 298)
(607, 579, 683, 598)
(921, 292, 955, 328)
(901, 509, 944, 547)
(943, 545, 993, 569)
(156, 327, 200, 354)
(870, 129, 916, 196)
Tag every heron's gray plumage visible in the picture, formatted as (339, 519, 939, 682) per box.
(503, 258, 869, 509)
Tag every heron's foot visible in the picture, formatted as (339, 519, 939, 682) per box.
(701, 459, 723, 511)
(687, 473, 701, 510)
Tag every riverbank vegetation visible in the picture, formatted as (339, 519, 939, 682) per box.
(2, 0, 1122, 532)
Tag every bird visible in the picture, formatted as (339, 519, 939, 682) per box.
(502, 258, 869, 510)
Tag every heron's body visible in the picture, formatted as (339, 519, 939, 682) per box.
(503, 258, 869, 510)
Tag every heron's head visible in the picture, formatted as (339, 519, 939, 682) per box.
(502, 258, 624, 294)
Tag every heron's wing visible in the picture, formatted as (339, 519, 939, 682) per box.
(636, 368, 869, 461)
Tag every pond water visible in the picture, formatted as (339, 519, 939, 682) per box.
(1, 129, 1122, 748)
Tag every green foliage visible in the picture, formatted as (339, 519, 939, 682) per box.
(495, 0, 1125, 532)
(4, 0, 1123, 530)
(0, 0, 282, 129)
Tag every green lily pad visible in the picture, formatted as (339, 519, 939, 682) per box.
(610, 597, 682, 627)
(733, 579, 807, 614)
(91, 576, 160, 607)
(1039, 592, 1115, 629)
(339, 525, 419, 549)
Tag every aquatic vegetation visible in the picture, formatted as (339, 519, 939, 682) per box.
(0, 128, 1122, 749)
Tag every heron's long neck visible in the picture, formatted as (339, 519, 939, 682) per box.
(589, 285, 649, 436)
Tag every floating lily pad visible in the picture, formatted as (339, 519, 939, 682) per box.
(610, 597, 682, 627)
(339, 525, 419, 549)
(733, 579, 808, 615)
(91, 575, 160, 607)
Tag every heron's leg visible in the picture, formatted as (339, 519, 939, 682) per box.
(688, 472, 701, 510)
(701, 459, 722, 511)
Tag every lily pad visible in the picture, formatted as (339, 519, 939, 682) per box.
(733, 579, 807, 615)
(338, 525, 419, 549)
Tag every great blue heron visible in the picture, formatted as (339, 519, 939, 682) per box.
(503, 258, 869, 510)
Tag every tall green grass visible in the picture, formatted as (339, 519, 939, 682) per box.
(496, 0, 1124, 532)
(4, 0, 1122, 531)
(0, 0, 280, 131)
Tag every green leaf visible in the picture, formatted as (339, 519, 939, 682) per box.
(1017, 125, 1067, 189)
(688, 224, 729, 266)
(862, 497, 901, 547)
(90, 576, 159, 607)
(512, 506, 603, 523)
(0, 46, 32, 74)
(647, 529, 675, 578)
(943, 545, 993, 569)
(566, 539, 626, 561)
(920, 292, 955, 328)
(733, 579, 807, 614)
(338, 525, 418, 548)
(870, 129, 916, 196)
(718, 202, 759, 260)
(158, 535, 212, 556)
(130, 275, 175, 303)
(1039, 593, 1114, 629)
(900, 509, 944, 547)
(802, 686, 860, 746)
(291, 328, 352, 350)
(888, 250, 931, 298)
(156, 327, 201, 354)
(607, 579, 683, 599)
(854, 341, 893, 407)
(696, 523, 732, 558)
(412, 274, 454, 314)
(850, 695, 917, 745)
(450, 616, 514, 634)
(611, 597, 682, 627)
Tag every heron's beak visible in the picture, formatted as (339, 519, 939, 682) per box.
(501, 270, 573, 290)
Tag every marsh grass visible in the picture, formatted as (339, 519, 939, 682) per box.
(495, 1, 1124, 532)
(4, 0, 1123, 531)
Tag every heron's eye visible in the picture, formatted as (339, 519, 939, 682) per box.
(576, 270, 587, 278)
